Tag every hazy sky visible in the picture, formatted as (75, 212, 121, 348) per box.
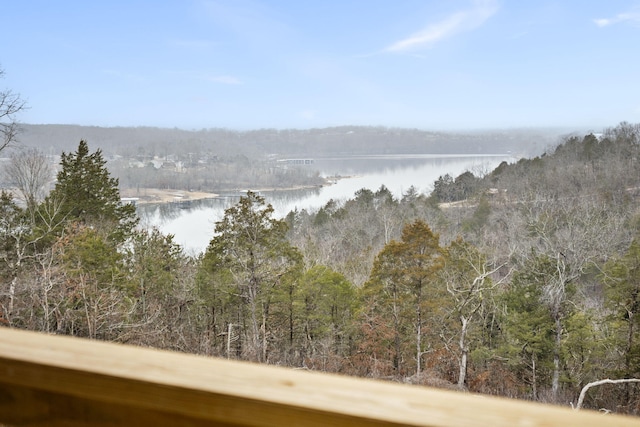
(2, 1, 640, 130)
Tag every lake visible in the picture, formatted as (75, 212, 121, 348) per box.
(138, 154, 513, 254)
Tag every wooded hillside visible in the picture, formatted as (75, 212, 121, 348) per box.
(2, 122, 640, 414)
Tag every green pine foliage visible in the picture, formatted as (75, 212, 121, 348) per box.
(500, 255, 557, 398)
(603, 237, 640, 378)
(47, 140, 138, 243)
(296, 265, 358, 367)
(198, 191, 303, 362)
(361, 220, 446, 377)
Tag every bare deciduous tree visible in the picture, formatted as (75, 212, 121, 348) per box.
(4, 148, 53, 212)
(0, 67, 26, 153)
(441, 239, 509, 388)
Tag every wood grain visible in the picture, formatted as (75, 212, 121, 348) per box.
(0, 328, 638, 426)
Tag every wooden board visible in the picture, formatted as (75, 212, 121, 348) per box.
(0, 328, 638, 426)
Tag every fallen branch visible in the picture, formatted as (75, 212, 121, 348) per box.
(575, 378, 640, 410)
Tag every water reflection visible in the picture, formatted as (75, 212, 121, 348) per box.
(137, 188, 323, 227)
(139, 154, 513, 254)
(313, 154, 501, 176)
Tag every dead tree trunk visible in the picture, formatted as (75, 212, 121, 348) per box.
(575, 378, 640, 410)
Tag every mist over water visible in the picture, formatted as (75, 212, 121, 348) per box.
(139, 154, 513, 254)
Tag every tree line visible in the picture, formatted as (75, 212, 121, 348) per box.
(2, 122, 640, 414)
(10, 122, 562, 194)
(17, 123, 556, 159)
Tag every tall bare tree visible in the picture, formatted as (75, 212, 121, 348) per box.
(0, 67, 26, 153)
(4, 148, 52, 212)
(440, 238, 508, 388)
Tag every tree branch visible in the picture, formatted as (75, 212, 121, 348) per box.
(574, 378, 640, 410)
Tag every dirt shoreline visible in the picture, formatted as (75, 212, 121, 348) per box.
(120, 182, 332, 205)
(120, 188, 219, 205)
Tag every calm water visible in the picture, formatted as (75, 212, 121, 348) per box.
(138, 154, 513, 254)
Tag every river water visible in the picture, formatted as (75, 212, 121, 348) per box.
(138, 154, 513, 254)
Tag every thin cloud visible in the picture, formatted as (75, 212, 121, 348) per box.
(594, 8, 640, 27)
(206, 75, 243, 85)
(168, 39, 219, 50)
(384, 0, 499, 53)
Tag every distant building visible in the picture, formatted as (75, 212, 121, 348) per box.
(277, 159, 314, 165)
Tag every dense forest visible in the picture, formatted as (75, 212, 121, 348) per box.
(2, 122, 640, 414)
(16, 123, 559, 157)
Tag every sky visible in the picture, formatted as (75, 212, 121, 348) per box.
(2, 1, 640, 131)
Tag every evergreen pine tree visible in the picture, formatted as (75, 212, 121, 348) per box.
(200, 191, 302, 362)
(362, 220, 445, 377)
(47, 140, 138, 243)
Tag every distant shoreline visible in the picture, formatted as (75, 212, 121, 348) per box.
(119, 188, 219, 205)
(120, 182, 336, 205)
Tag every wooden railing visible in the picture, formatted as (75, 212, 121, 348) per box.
(1, 328, 639, 426)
